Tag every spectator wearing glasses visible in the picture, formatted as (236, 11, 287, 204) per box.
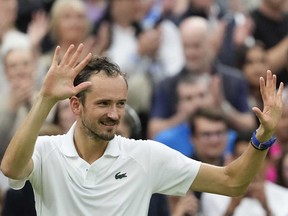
(169, 107, 231, 216)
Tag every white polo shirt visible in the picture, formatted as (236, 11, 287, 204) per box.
(9, 123, 201, 216)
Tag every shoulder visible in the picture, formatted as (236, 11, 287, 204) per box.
(35, 134, 64, 153)
(115, 135, 179, 157)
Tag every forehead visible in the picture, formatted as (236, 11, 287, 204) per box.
(194, 117, 226, 130)
(5, 49, 33, 63)
(178, 81, 208, 92)
(86, 73, 128, 99)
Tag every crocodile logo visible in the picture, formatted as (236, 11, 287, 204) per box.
(115, 172, 127, 180)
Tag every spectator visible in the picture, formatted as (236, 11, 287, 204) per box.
(0, 0, 28, 93)
(116, 104, 142, 140)
(148, 16, 255, 138)
(51, 99, 76, 134)
(154, 73, 237, 157)
(169, 107, 232, 215)
(201, 130, 288, 216)
(154, 73, 213, 156)
(277, 150, 288, 188)
(0, 41, 36, 158)
(0, 44, 283, 216)
(37, 0, 106, 89)
(237, 42, 269, 116)
(94, 0, 185, 137)
(250, 0, 288, 84)
(266, 87, 288, 182)
(218, 0, 255, 67)
(0, 37, 38, 216)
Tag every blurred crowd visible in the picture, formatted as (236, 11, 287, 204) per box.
(0, 0, 288, 215)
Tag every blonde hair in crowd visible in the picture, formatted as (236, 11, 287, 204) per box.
(49, 0, 91, 41)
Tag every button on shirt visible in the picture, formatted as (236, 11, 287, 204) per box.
(9, 123, 201, 216)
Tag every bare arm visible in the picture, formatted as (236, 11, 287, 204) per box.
(190, 70, 284, 196)
(266, 37, 288, 73)
(0, 44, 92, 180)
(220, 101, 256, 131)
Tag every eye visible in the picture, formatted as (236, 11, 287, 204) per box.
(98, 101, 109, 107)
(117, 101, 126, 108)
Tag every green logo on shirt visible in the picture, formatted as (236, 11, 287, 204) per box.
(115, 172, 127, 179)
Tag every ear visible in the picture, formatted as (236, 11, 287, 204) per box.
(70, 96, 81, 115)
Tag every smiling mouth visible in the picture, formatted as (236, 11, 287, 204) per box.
(101, 120, 119, 127)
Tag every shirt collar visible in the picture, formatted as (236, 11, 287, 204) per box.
(60, 122, 121, 158)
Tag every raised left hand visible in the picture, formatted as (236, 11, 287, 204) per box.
(252, 70, 284, 141)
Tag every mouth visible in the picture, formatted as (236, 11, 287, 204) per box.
(101, 120, 119, 127)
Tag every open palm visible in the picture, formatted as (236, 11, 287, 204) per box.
(40, 44, 92, 103)
(252, 70, 284, 135)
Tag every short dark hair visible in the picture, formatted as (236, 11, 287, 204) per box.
(188, 108, 228, 133)
(73, 56, 127, 103)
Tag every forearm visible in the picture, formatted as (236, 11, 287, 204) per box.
(224, 128, 270, 195)
(221, 101, 256, 130)
(266, 37, 288, 73)
(0, 94, 56, 179)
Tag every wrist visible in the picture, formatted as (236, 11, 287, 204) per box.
(255, 126, 274, 142)
(250, 130, 276, 151)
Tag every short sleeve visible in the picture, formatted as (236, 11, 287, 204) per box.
(148, 140, 201, 196)
(8, 136, 47, 190)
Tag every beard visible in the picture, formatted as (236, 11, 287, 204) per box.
(81, 116, 119, 141)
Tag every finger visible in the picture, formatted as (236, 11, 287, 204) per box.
(265, 70, 272, 88)
(252, 107, 263, 122)
(52, 46, 61, 65)
(272, 74, 277, 90)
(68, 43, 84, 67)
(74, 81, 92, 95)
(259, 76, 265, 98)
(73, 53, 92, 76)
(277, 82, 284, 97)
(60, 44, 75, 65)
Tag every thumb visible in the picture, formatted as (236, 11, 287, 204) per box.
(252, 106, 262, 121)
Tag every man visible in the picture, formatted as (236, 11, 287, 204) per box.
(169, 108, 232, 215)
(201, 130, 288, 216)
(154, 73, 236, 157)
(148, 16, 256, 138)
(250, 0, 288, 84)
(0, 44, 284, 215)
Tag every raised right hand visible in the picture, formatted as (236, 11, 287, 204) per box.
(40, 44, 92, 103)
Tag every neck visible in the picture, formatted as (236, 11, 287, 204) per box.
(74, 124, 109, 164)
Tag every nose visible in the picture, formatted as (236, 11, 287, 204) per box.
(107, 106, 119, 120)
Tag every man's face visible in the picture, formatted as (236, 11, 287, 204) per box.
(78, 73, 128, 141)
(57, 4, 88, 42)
(177, 81, 213, 113)
(111, 0, 143, 23)
(181, 28, 212, 73)
(243, 46, 268, 87)
(192, 117, 227, 162)
(4, 49, 35, 83)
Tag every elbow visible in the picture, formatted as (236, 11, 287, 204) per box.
(1, 161, 22, 180)
(1, 161, 14, 178)
(225, 183, 249, 197)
